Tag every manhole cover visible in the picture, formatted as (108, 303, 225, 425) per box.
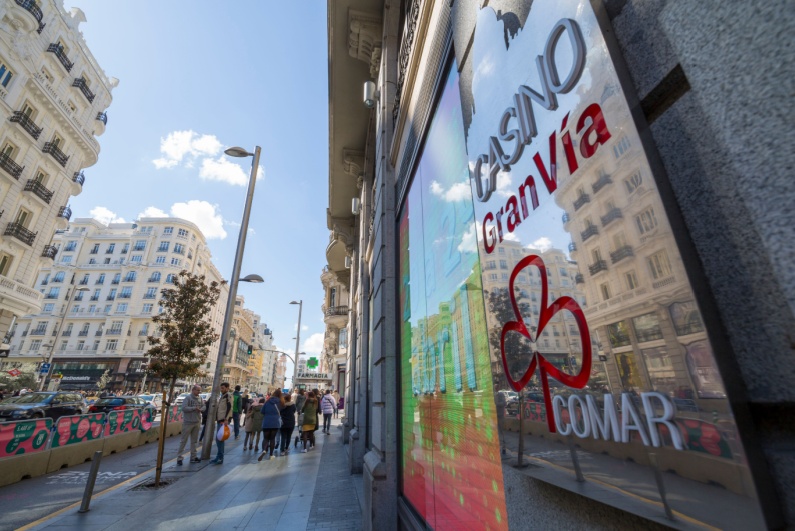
(130, 476, 181, 491)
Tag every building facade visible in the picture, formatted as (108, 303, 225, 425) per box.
(320, 265, 349, 396)
(3, 217, 228, 392)
(328, 1, 793, 530)
(0, 0, 116, 346)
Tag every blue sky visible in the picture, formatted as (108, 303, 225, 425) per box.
(68, 1, 330, 384)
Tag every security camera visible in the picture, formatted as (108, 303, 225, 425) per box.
(363, 81, 379, 109)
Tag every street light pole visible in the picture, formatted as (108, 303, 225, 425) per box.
(290, 300, 302, 388)
(39, 285, 88, 391)
(201, 146, 261, 461)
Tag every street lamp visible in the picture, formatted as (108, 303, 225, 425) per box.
(290, 300, 302, 389)
(200, 145, 262, 461)
(39, 285, 89, 391)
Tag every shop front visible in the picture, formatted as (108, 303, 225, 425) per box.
(52, 361, 117, 391)
(395, 1, 774, 529)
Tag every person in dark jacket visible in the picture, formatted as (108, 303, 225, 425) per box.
(279, 394, 297, 455)
(257, 389, 283, 461)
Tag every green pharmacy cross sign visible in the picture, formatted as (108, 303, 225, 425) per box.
(307, 357, 319, 369)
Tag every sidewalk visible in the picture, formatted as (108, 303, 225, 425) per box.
(25, 418, 363, 531)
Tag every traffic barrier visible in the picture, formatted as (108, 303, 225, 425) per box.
(0, 451, 51, 488)
(0, 418, 52, 457)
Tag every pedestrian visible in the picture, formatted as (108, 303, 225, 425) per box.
(258, 389, 283, 461)
(279, 394, 296, 455)
(232, 385, 243, 440)
(243, 398, 255, 450)
(300, 391, 318, 453)
(320, 389, 336, 434)
(293, 389, 307, 448)
(332, 390, 340, 418)
(176, 385, 203, 466)
(249, 398, 265, 451)
(211, 382, 233, 465)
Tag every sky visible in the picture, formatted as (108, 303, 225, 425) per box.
(66, 1, 330, 386)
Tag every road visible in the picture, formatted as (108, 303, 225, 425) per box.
(0, 421, 188, 531)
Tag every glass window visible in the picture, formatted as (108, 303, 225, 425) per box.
(606, 320, 631, 347)
(631, 312, 663, 342)
(647, 250, 672, 280)
(668, 301, 705, 336)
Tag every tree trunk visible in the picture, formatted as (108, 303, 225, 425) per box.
(154, 377, 175, 486)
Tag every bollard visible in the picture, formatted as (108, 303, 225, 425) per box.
(567, 437, 585, 482)
(648, 453, 675, 521)
(78, 450, 103, 513)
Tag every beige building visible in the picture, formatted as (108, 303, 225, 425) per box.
(0, 1, 116, 345)
(320, 265, 349, 393)
(223, 295, 254, 389)
(3, 217, 228, 392)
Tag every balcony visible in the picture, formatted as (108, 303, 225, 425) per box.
(73, 294, 83, 301)
(133, 245, 146, 251)
(78, 330, 89, 337)
(95, 331, 103, 336)
(14, 0, 45, 33)
(148, 277, 159, 282)
(78, 278, 88, 284)
(30, 328, 47, 336)
(0, 152, 24, 179)
(568, 242, 577, 253)
(592, 173, 612, 194)
(106, 295, 116, 301)
(143, 294, 156, 299)
(610, 245, 634, 264)
(119, 293, 131, 299)
(325, 305, 349, 317)
(89, 295, 100, 301)
(600, 207, 623, 227)
(57, 205, 72, 221)
(106, 329, 123, 336)
(588, 259, 608, 275)
(65, 244, 77, 252)
(43, 142, 69, 167)
(72, 78, 95, 103)
(46, 44, 73, 72)
(573, 193, 591, 211)
(4, 222, 37, 246)
(138, 330, 149, 336)
(72, 171, 85, 187)
(24, 179, 54, 204)
(41, 245, 58, 260)
(96, 112, 108, 125)
(111, 279, 120, 285)
(575, 273, 584, 284)
(581, 224, 599, 241)
(61, 330, 72, 336)
(9, 111, 43, 140)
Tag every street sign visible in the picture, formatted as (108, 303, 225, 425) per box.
(39, 363, 51, 374)
(7, 369, 21, 377)
(307, 357, 318, 369)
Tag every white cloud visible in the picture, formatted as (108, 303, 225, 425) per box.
(152, 130, 222, 169)
(429, 180, 471, 202)
(530, 237, 552, 252)
(169, 200, 227, 240)
(503, 232, 520, 242)
(302, 325, 309, 331)
(138, 206, 168, 218)
(199, 156, 249, 186)
(303, 333, 324, 355)
(458, 222, 478, 254)
(90, 206, 126, 225)
(495, 171, 513, 197)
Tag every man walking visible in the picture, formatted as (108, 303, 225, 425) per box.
(232, 385, 243, 440)
(176, 385, 203, 466)
(320, 389, 336, 434)
(211, 382, 233, 465)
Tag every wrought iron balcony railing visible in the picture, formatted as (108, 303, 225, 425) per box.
(0, 152, 24, 179)
(41, 245, 58, 259)
(15, 0, 45, 33)
(568, 242, 577, 253)
(96, 112, 107, 125)
(78, 330, 89, 337)
(24, 179, 53, 203)
(573, 193, 591, 211)
(71, 78, 95, 103)
(43, 142, 69, 167)
(9, 111, 42, 140)
(589, 259, 609, 275)
(72, 171, 85, 186)
(592, 173, 613, 194)
(581, 224, 599, 241)
(610, 245, 634, 264)
(325, 305, 349, 317)
(57, 205, 72, 221)
(600, 207, 623, 227)
(575, 273, 584, 284)
(4, 222, 36, 246)
(46, 44, 74, 72)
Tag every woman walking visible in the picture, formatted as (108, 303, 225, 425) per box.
(320, 390, 336, 434)
(279, 394, 297, 455)
(300, 391, 318, 453)
(248, 398, 265, 451)
(258, 390, 283, 461)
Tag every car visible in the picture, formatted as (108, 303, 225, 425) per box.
(137, 394, 163, 412)
(89, 396, 156, 417)
(0, 392, 87, 422)
(174, 393, 189, 407)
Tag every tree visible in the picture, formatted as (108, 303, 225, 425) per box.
(146, 270, 223, 486)
(95, 369, 112, 392)
(0, 363, 38, 392)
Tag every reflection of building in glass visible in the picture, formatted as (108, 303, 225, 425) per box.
(554, 124, 726, 410)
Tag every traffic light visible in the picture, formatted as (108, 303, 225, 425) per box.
(247, 344, 253, 356)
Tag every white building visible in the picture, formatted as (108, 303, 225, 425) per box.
(4, 217, 228, 392)
(0, 1, 116, 345)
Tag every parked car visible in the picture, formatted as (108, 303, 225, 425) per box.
(174, 393, 189, 407)
(137, 394, 163, 413)
(0, 392, 86, 422)
(89, 396, 156, 416)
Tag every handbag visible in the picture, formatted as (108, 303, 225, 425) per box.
(216, 423, 230, 441)
(274, 402, 283, 428)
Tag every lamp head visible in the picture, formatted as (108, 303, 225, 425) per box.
(290, 300, 301, 305)
(240, 274, 264, 283)
(224, 147, 253, 158)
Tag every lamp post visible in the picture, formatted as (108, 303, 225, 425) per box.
(200, 145, 262, 461)
(39, 285, 89, 391)
(290, 300, 302, 389)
